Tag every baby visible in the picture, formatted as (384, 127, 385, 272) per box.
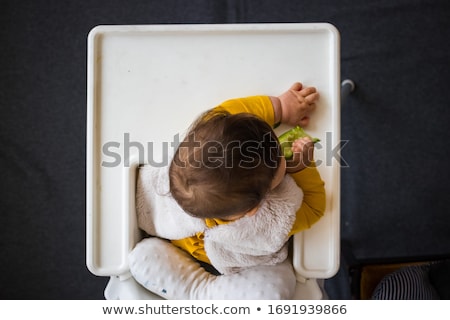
(129, 82, 326, 299)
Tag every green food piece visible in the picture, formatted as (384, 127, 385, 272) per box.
(278, 126, 320, 159)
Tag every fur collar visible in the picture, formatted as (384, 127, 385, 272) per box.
(136, 165, 303, 274)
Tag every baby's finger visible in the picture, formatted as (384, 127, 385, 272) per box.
(285, 141, 314, 173)
(299, 86, 317, 97)
(304, 92, 320, 104)
(290, 82, 303, 91)
(291, 137, 312, 152)
(298, 116, 310, 127)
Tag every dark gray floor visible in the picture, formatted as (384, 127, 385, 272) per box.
(1, 0, 449, 299)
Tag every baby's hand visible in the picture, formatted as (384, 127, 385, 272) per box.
(285, 137, 314, 173)
(277, 82, 319, 127)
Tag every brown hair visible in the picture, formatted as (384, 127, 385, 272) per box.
(169, 109, 281, 219)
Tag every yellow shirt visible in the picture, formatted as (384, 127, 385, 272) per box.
(171, 96, 326, 265)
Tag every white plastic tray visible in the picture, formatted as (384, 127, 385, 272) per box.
(86, 23, 340, 279)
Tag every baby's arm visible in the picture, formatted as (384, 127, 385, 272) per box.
(215, 96, 277, 125)
(289, 164, 325, 234)
(287, 137, 326, 234)
(215, 82, 319, 128)
(274, 84, 324, 232)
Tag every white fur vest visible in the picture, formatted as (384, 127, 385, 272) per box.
(136, 165, 303, 275)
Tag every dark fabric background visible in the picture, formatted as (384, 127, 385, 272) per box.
(1, 0, 449, 299)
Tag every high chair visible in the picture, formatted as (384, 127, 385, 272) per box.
(86, 23, 344, 299)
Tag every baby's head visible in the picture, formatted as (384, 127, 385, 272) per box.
(169, 110, 283, 220)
